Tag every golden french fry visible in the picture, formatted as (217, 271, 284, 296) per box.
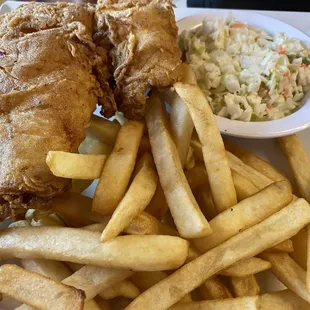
(21, 259, 72, 282)
(93, 121, 144, 215)
(227, 151, 273, 190)
(130, 271, 168, 292)
(79, 136, 113, 155)
(231, 170, 259, 202)
(125, 198, 310, 310)
(224, 139, 286, 182)
(260, 252, 310, 303)
(52, 193, 99, 227)
(101, 164, 158, 242)
(199, 276, 232, 300)
(193, 185, 217, 221)
(0, 228, 188, 271)
(290, 228, 307, 270)
(184, 146, 195, 170)
(71, 179, 93, 194)
(170, 64, 197, 167)
(46, 151, 107, 180)
(99, 280, 140, 299)
(220, 257, 271, 277)
(278, 135, 310, 202)
(94, 297, 112, 310)
(185, 163, 209, 190)
(84, 299, 101, 310)
(0, 264, 84, 310)
(194, 181, 292, 253)
(230, 275, 260, 297)
(265, 239, 294, 253)
(62, 266, 133, 300)
(145, 184, 169, 220)
(170, 296, 258, 310)
(170, 290, 310, 310)
(174, 83, 237, 213)
(87, 115, 121, 146)
(132, 153, 155, 178)
(258, 289, 310, 310)
(146, 93, 211, 239)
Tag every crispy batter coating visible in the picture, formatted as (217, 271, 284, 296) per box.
(96, 0, 182, 119)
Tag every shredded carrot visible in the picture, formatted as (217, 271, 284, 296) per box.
(284, 71, 289, 77)
(231, 22, 244, 28)
(267, 104, 272, 110)
(277, 46, 285, 55)
(301, 64, 308, 68)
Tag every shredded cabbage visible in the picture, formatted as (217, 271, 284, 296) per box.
(179, 16, 310, 121)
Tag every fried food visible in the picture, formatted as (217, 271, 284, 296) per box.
(0, 264, 85, 310)
(125, 198, 310, 310)
(145, 93, 211, 239)
(95, 0, 182, 118)
(174, 83, 237, 213)
(0, 227, 189, 271)
(0, 3, 114, 220)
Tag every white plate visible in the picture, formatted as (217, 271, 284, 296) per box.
(178, 12, 310, 138)
(0, 4, 308, 309)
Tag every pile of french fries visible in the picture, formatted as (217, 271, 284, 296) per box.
(1, 64, 310, 310)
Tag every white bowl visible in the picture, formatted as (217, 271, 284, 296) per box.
(177, 11, 310, 139)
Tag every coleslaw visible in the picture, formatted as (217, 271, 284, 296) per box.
(179, 15, 310, 121)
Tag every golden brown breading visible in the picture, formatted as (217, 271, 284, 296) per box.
(96, 0, 182, 119)
(0, 3, 114, 219)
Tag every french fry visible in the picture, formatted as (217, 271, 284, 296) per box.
(87, 115, 121, 146)
(258, 289, 310, 310)
(174, 83, 237, 213)
(185, 163, 209, 190)
(194, 181, 292, 253)
(0, 264, 85, 310)
(170, 64, 196, 167)
(71, 179, 93, 194)
(146, 93, 211, 239)
(93, 121, 144, 215)
(79, 136, 113, 155)
(220, 257, 271, 277)
(170, 290, 310, 310)
(144, 184, 169, 220)
(0, 228, 189, 271)
(278, 135, 310, 202)
(99, 280, 140, 299)
(62, 266, 133, 300)
(125, 198, 310, 310)
(260, 252, 310, 303)
(231, 170, 259, 202)
(132, 153, 155, 177)
(84, 299, 101, 310)
(224, 139, 286, 182)
(290, 228, 307, 270)
(21, 259, 72, 282)
(101, 164, 158, 242)
(185, 146, 195, 170)
(51, 193, 100, 227)
(193, 185, 217, 221)
(230, 275, 260, 297)
(46, 151, 107, 180)
(199, 276, 233, 300)
(94, 297, 112, 310)
(131, 271, 168, 292)
(265, 239, 294, 253)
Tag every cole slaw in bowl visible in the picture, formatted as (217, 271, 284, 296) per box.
(179, 14, 310, 122)
(177, 12, 310, 138)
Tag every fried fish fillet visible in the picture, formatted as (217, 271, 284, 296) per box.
(0, 3, 114, 219)
(96, 0, 182, 119)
